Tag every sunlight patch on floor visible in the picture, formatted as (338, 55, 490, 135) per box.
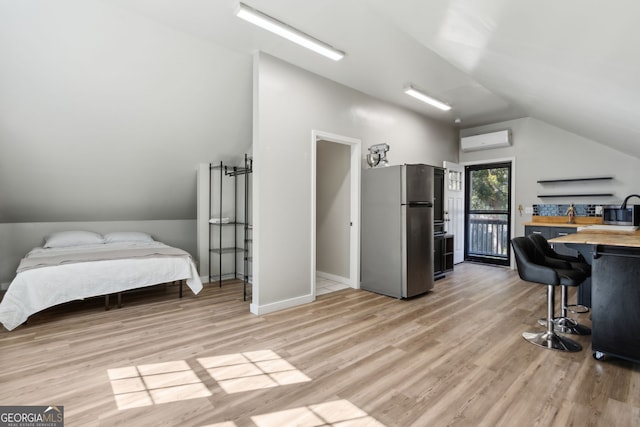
(108, 360, 211, 410)
(196, 399, 385, 427)
(251, 399, 385, 426)
(198, 349, 311, 394)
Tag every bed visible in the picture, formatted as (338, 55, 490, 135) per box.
(0, 231, 203, 331)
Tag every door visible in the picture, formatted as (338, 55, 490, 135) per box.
(361, 166, 403, 298)
(465, 162, 512, 266)
(444, 161, 464, 264)
(404, 164, 433, 203)
(405, 204, 434, 296)
(592, 246, 640, 362)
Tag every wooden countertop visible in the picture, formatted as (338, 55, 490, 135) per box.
(549, 230, 640, 248)
(523, 221, 582, 228)
(524, 216, 603, 228)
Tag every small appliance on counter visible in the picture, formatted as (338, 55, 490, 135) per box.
(366, 143, 390, 168)
(603, 194, 640, 226)
(602, 205, 640, 225)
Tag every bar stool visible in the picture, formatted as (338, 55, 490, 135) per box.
(511, 236, 584, 352)
(528, 233, 591, 335)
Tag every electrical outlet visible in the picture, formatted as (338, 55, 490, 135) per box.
(524, 206, 533, 214)
(595, 205, 603, 215)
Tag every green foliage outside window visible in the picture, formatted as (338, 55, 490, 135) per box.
(470, 167, 509, 211)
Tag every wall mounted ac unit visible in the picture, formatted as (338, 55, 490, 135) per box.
(460, 129, 512, 152)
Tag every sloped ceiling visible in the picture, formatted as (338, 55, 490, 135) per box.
(0, 0, 253, 222)
(111, 0, 640, 158)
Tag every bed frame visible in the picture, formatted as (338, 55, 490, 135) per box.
(103, 280, 185, 310)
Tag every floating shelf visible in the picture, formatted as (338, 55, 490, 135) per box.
(537, 176, 613, 184)
(537, 193, 614, 198)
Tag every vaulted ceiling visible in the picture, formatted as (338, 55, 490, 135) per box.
(111, 0, 640, 157)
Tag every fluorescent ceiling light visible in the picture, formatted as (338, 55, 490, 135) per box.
(236, 2, 345, 61)
(404, 85, 451, 111)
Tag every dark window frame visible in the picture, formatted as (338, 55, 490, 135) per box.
(464, 161, 512, 266)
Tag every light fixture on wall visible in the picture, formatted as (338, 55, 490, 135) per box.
(235, 2, 345, 61)
(404, 85, 451, 111)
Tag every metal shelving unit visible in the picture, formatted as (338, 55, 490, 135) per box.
(209, 154, 252, 300)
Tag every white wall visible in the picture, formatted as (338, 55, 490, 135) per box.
(0, 0, 252, 223)
(0, 1, 254, 286)
(460, 117, 640, 238)
(316, 141, 350, 279)
(252, 53, 458, 314)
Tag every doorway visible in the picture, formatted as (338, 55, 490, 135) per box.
(311, 131, 361, 297)
(464, 161, 512, 266)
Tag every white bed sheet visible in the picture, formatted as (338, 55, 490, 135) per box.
(0, 242, 203, 331)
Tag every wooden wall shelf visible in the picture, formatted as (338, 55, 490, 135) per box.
(537, 176, 613, 184)
(537, 193, 614, 198)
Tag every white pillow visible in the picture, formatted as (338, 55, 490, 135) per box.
(103, 231, 154, 243)
(44, 230, 105, 248)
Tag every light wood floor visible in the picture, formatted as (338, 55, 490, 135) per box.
(1, 263, 639, 426)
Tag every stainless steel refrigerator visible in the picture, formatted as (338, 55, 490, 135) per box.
(361, 164, 435, 298)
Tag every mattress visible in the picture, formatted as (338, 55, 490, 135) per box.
(0, 241, 203, 331)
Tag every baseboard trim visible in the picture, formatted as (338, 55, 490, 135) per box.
(203, 273, 238, 284)
(250, 293, 314, 315)
(235, 273, 253, 284)
(316, 270, 351, 287)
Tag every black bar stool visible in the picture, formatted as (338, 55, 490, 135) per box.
(511, 236, 584, 352)
(528, 233, 591, 335)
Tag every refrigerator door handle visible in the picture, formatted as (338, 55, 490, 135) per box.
(407, 201, 433, 207)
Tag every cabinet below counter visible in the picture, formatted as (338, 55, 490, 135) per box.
(434, 234, 454, 280)
(523, 223, 581, 256)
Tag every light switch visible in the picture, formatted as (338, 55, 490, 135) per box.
(524, 206, 533, 214)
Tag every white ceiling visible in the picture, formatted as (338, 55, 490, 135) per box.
(109, 0, 640, 158)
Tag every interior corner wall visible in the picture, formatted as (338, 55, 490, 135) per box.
(459, 117, 640, 239)
(196, 164, 211, 282)
(252, 52, 458, 314)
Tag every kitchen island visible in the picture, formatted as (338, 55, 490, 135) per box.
(524, 219, 598, 306)
(549, 228, 640, 247)
(550, 229, 640, 363)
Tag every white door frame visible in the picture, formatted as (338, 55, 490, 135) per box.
(443, 161, 465, 264)
(311, 130, 361, 297)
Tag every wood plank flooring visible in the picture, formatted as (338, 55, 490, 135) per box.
(1, 263, 639, 426)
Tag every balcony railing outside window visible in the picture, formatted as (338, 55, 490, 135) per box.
(468, 216, 509, 259)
